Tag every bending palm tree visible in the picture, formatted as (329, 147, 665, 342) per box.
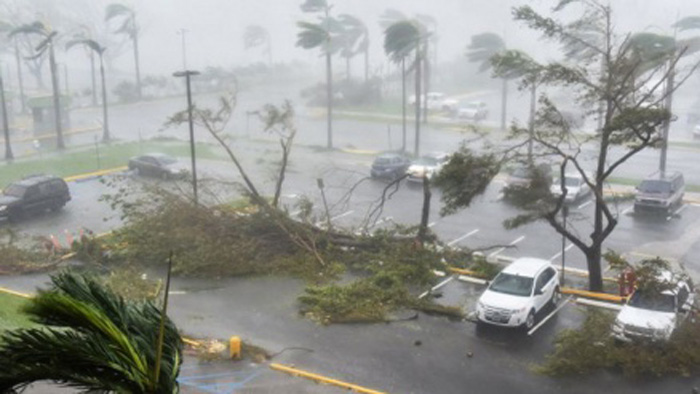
(297, 17, 342, 149)
(467, 32, 507, 131)
(385, 20, 425, 156)
(106, 3, 141, 100)
(67, 39, 110, 142)
(9, 22, 64, 149)
(243, 25, 272, 65)
(0, 271, 182, 393)
(338, 14, 369, 81)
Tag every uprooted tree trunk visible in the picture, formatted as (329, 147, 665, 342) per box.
(417, 176, 432, 244)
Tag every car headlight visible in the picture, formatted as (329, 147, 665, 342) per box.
(512, 306, 527, 314)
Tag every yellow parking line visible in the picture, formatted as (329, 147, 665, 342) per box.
(63, 166, 128, 182)
(270, 363, 386, 394)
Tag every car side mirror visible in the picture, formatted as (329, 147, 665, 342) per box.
(534, 288, 543, 296)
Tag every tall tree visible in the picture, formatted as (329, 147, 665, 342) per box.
(66, 38, 110, 142)
(384, 20, 426, 156)
(416, 14, 436, 124)
(9, 22, 64, 149)
(0, 271, 182, 392)
(467, 32, 508, 131)
(338, 14, 369, 82)
(501, 2, 696, 291)
(297, 0, 342, 149)
(105, 3, 141, 100)
(243, 25, 272, 65)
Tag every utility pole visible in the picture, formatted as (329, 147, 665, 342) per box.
(173, 70, 200, 204)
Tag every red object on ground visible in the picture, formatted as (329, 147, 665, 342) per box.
(619, 267, 636, 297)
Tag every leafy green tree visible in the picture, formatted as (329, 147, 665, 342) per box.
(500, 1, 695, 291)
(66, 38, 110, 142)
(384, 20, 427, 156)
(9, 22, 64, 149)
(0, 271, 182, 393)
(467, 32, 508, 131)
(297, 0, 342, 149)
(105, 3, 141, 100)
(243, 25, 272, 65)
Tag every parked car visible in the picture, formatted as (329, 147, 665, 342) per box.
(550, 172, 591, 203)
(409, 92, 459, 112)
(693, 124, 700, 139)
(457, 101, 488, 121)
(503, 163, 553, 190)
(633, 171, 685, 214)
(0, 175, 71, 221)
(128, 153, 189, 180)
(612, 271, 695, 342)
(476, 258, 560, 330)
(406, 152, 451, 183)
(370, 153, 411, 179)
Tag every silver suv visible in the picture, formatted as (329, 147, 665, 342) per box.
(634, 171, 684, 214)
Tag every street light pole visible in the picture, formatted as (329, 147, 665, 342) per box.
(173, 70, 200, 204)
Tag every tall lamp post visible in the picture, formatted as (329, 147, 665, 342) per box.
(173, 70, 200, 204)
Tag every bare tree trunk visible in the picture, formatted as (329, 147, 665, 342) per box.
(659, 63, 674, 176)
(422, 40, 429, 124)
(1, 73, 13, 160)
(99, 55, 110, 142)
(417, 176, 431, 243)
(133, 33, 142, 100)
(500, 78, 508, 131)
(49, 44, 65, 149)
(90, 50, 97, 107)
(364, 48, 369, 83)
(401, 59, 406, 153)
(14, 40, 26, 114)
(414, 50, 421, 157)
(326, 51, 333, 149)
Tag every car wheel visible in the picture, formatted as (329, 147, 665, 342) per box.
(524, 310, 536, 330)
(49, 201, 64, 212)
(550, 286, 561, 307)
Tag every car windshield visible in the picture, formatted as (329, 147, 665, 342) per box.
(155, 155, 177, 165)
(489, 273, 534, 297)
(565, 177, 582, 187)
(414, 157, 438, 166)
(638, 180, 672, 194)
(4, 184, 26, 198)
(375, 156, 396, 165)
(628, 291, 675, 312)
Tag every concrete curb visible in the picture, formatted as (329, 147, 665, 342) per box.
(339, 147, 380, 156)
(269, 363, 386, 394)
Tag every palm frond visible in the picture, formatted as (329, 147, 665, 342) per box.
(384, 20, 421, 63)
(379, 8, 407, 29)
(300, 0, 328, 13)
(674, 16, 700, 32)
(296, 21, 328, 50)
(66, 38, 105, 54)
(9, 22, 46, 38)
(466, 32, 506, 71)
(105, 3, 134, 21)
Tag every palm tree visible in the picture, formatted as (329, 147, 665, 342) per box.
(105, 3, 141, 100)
(0, 68, 12, 160)
(385, 20, 426, 156)
(9, 22, 64, 149)
(0, 271, 182, 392)
(467, 32, 507, 131)
(243, 25, 272, 65)
(297, 7, 342, 149)
(67, 39, 110, 142)
(338, 14, 369, 82)
(416, 14, 437, 124)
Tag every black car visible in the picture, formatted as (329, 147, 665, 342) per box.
(370, 153, 411, 179)
(128, 153, 188, 180)
(0, 175, 71, 221)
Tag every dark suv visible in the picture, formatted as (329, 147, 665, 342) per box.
(370, 153, 412, 179)
(0, 175, 71, 221)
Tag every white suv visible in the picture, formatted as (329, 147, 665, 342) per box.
(612, 272, 694, 342)
(476, 258, 560, 330)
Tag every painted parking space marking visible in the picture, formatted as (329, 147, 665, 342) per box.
(621, 206, 633, 215)
(315, 210, 355, 226)
(447, 229, 480, 247)
(177, 369, 264, 394)
(527, 296, 573, 336)
(419, 276, 455, 299)
(577, 200, 592, 210)
(667, 204, 687, 221)
(487, 235, 525, 259)
(549, 244, 575, 261)
(428, 221, 436, 228)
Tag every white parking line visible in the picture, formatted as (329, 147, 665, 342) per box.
(548, 244, 575, 261)
(621, 206, 633, 215)
(528, 296, 573, 336)
(577, 200, 592, 210)
(367, 216, 393, 229)
(419, 276, 455, 299)
(487, 235, 525, 259)
(315, 210, 355, 226)
(447, 229, 480, 247)
(428, 221, 436, 228)
(284, 193, 299, 199)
